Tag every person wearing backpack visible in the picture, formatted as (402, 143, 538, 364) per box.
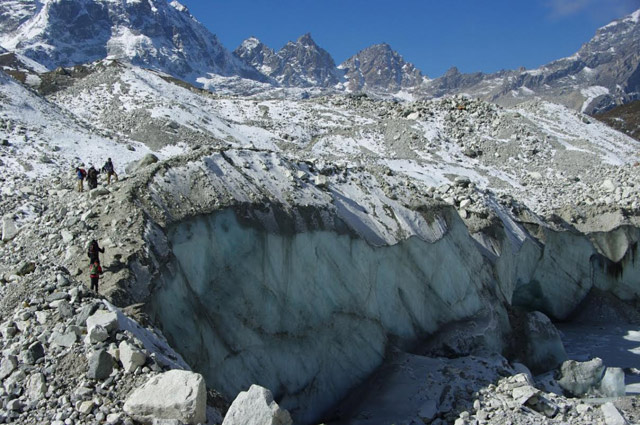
(89, 260, 103, 292)
(87, 239, 105, 264)
(76, 167, 87, 192)
(101, 158, 118, 185)
(87, 166, 99, 190)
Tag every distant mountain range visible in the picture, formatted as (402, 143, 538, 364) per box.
(0, 0, 638, 113)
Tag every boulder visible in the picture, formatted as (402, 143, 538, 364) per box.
(87, 349, 113, 380)
(76, 303, 100, 326)
(86, 310, 119, 333)
(15, 261, 36, 276)
(558, 358, 605, 397)
(57, 300, 73, 318)
(0, 355, 18, 379)
(522, 311, 567, 374)
(61, 229, 74, 243)
(26, 372, 47, 401)
(221, 384, 292, 425)
(119, 341, 147, 372)
(123, 369, 206, 424)
(314, 175, 328, 188)
(23, 341, 45, 365)
(126, 154, 159, 174)
(601, 179, 617, 193)
(601, 402, 629, 425)
(50, 331, 77, 348)
(1, 216, 19, 242)
(87, 325, 110, 343)
(90, 188, 110, 199)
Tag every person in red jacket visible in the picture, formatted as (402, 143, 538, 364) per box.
(89, 260, 103, 292)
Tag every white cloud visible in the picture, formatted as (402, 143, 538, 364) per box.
(544, 0, 640, 19)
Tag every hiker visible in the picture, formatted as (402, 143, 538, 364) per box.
(101, 157, 118, 185)
(87, 166, 99, 190)
(87, 239, 105, 265)
(89, 260, 103, 292)
(76, 167, 86, 192)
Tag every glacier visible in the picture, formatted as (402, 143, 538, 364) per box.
(145, 201, 640, 424)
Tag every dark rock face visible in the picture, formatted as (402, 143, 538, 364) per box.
(594, 100, 640, 140)
(0, 0, 265, 84)
(235, 33, 340, 88)
(339, 43, 424, 92)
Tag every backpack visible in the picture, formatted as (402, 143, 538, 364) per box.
(87, 241, 98, 259)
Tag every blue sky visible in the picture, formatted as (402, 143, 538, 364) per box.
(176, 0, 640, 78)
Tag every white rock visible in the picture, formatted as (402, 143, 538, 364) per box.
(512, 385, 538, 405)
(78, 400, 94, 414)
(459, 199, 472, 209)
(601, 402, 629, 425)
(26, 372, 47, 401)
(601, 179, 617, 193)
(558, 358, 604, 396)
(35, 311, 48, 325)
(2, 216, 19, 242)
(123, 370, 206, 425)
(528, 171, 543, 180)
(61, 230, 74, 243)
(88, 325, 110, 344)
(314, 175, 328, 188)
(222, 384, 292, 425)
(86, 310, 119, 333)
(119, 341, 147, 373)
(50, 331, 77, 348)
(81, 210, 97, 222)
(106, 412, 122, 424)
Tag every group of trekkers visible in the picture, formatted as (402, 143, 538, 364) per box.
(75, 159, 116, 291)
(75, 158, 118, 192)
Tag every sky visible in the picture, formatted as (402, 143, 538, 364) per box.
(176, 0, 640, 78)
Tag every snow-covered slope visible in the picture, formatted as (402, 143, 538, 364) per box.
(0, 69, 152, 181)
(0, 0, 265, 85)
(34, 62, 640, 218)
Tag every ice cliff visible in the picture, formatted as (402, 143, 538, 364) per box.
(128, 148, 640, 424)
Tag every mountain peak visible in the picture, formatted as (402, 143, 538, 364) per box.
(297, 33, 317, 46)
(444, 66, 460, 77)
(340, 43, 424, 92)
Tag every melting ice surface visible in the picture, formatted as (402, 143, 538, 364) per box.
(148, 209, 507, 424)
(147, 205, 640, 423)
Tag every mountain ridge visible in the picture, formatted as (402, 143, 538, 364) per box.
(0, 1, 639, 111)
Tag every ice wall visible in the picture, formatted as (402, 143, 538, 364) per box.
(147, 206, 640, 424)
(148, 208, 510, 424)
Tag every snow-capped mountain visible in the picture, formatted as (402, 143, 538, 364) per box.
(235, 33, 340, 88)
(0, 0, 265, 84)
(339, 43, 426, 93)
(233, 37, 279, 79)
(423, 9, 640, 113)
